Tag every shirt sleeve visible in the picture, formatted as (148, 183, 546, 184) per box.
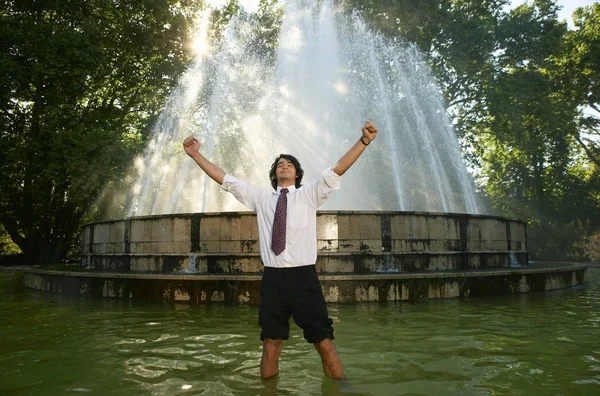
(220, 175, 260, 211)
(306, 168, 342, 208)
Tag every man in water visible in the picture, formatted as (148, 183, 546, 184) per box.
(183, 121, 378, 379)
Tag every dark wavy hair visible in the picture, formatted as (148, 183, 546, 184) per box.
(269, 154, 304, 190)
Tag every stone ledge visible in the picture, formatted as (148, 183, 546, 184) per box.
(23, 264, 587, 303)
(25, 263, 587, 281)
(83, 210, 527, 226)
(79, 250, 529, 258)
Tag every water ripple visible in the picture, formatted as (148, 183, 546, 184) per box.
(2, 268, 600, 395)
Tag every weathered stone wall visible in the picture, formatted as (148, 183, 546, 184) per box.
(81, 211, 527, 273)
(23, 265, 587, 304)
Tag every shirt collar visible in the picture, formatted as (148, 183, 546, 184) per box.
(274, 185, 297, 195)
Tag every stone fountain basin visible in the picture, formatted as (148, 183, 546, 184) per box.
(21, 211, 588, 303)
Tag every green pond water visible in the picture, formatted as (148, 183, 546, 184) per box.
(1, 268, 599, 396)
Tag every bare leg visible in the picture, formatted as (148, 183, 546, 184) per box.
(261, 375, 279, 396)
(260, 338, 283, 379)
(314, 338, 344, 379)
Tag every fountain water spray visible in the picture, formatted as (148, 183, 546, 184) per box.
(127, 0, 483, 216)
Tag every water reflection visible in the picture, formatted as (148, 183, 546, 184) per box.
(1, 268, 599, 395)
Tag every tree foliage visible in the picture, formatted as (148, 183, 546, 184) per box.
(568, 3, 600, 167)
(470, 1, 600, 259)
(583, 230, 600, 262)
(0, 0, 198, 264)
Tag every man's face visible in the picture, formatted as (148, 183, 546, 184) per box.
(276, 158, 297, 184)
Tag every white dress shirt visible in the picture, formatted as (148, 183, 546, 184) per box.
(221, 168, 341, 268)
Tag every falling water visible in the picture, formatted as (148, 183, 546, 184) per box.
(127, 0, 483, 216)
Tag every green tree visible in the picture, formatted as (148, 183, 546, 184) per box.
(0, 223, 21, 256)
(567, 3, 600, 168)
(463, 1, 600, 259)
(473, 1, 573, 216)
(0, 0, 198, 264)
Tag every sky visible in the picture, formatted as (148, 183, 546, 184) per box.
(553, 0, 596, 23)
(511, 0, 598, 28)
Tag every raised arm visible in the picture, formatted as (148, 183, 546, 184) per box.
(183, 136, 226, 184)
(331, 121, 378, 176)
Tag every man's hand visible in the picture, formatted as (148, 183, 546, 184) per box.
(332, 120, 379, 176)
(362, 121, 377, 144)
(183, 136, 200, 157)
(182, 135, 226, 184)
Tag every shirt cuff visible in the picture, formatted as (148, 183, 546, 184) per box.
(321, 168, 341, 189)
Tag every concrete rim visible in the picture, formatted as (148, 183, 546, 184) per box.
(22, 262, 588, 281)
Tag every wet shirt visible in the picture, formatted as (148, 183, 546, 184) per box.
(221, 168, 341, 268)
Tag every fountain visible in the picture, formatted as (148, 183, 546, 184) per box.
(23, 0, 586, 301)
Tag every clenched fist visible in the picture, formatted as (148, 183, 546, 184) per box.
(361, 121, 377, 144)
(183, 136, 200, 157)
